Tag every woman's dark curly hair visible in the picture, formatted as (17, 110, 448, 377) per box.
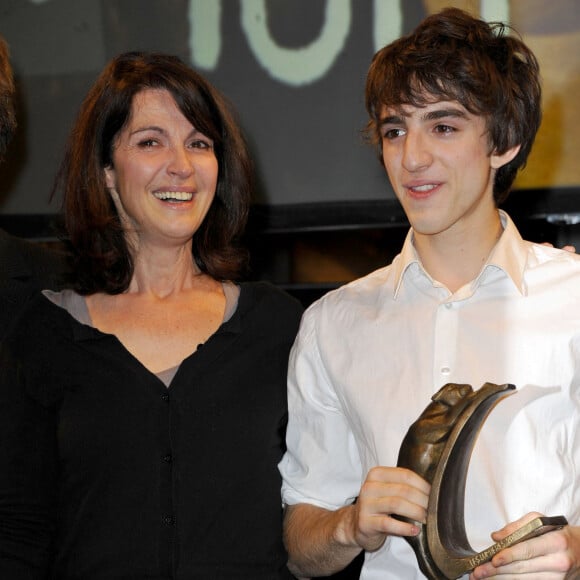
(54, 51, 252, 294)
(365, 8, 542, 205)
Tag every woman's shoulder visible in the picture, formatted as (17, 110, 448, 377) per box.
(237, 280, 300, 304)
(237, 281, 304, 326)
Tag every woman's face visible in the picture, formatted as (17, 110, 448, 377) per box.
(104, 88, 218, 251)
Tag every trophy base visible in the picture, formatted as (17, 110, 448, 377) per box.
(462, 515, 568, 572)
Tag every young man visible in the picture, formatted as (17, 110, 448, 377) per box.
(279, 8, 580, 579)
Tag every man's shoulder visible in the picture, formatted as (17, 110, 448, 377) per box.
(510, 240, 580, 304)
(304, 262, 396, 323)
(0, 290, 63, 343)
(0, 229, 68, 285)
(525, 240, 580, 275)
(0, 228, 25, 267)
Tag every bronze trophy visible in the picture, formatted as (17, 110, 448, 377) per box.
(396, 382, 567, 579)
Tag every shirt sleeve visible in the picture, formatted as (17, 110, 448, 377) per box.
(279, 304, 363, 510)
(0, 342, 56, 577)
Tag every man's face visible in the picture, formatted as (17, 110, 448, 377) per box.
(379, 100, 516, 241)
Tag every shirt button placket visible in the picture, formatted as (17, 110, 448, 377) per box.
(433, 301, 459, 387)
(158, 389, 174, 573)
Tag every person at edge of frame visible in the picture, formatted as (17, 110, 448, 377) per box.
(0, 36, 68, 339)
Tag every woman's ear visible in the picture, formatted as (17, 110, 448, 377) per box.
(104, 165, 116, 190)
(491, 144, 521, 170)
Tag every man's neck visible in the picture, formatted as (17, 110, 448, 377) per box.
(413, 211, 503, 293)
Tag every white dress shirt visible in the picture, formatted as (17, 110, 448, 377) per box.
(279, 211, 580, 579)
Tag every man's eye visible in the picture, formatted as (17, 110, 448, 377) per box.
(434, 124, 455, 134)
(382, 128, 404, 140)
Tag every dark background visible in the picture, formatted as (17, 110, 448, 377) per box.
(0, 0, 579, 304)
(0, 0, 401, 215)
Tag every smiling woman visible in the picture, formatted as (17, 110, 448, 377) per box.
(103, 89, 220, 282)
(0, 52, 303, 579)
(58, 51, 252, 294)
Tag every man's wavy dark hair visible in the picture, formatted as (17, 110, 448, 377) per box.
(365, 8, 542, 205)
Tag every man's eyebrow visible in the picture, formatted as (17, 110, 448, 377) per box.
(379, 113, 404, 127)
(422, 108, 468, 121)
(379, 107, 468, 126)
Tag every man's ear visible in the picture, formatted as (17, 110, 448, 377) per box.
(491, 144, 521, 170)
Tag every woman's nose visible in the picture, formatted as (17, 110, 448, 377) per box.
(167, 146, 194, 177)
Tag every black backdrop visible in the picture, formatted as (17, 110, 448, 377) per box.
(0, 0, 579, 237)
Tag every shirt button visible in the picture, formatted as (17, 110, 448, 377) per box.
(162, 454, 173, 463)
(441, 367, 451, 374)
(161, 393, 169, 402)
(444, 303, 452, 309)
(162, 515, 174, 526)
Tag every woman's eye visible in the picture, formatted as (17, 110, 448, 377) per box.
(189, 139, 213, 150)
(138, 139, 158, 148)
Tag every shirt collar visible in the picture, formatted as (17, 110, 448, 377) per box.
(392, 210, 528, 299)
(482, 210, 528, 295)
(392, 229, 420, 298)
